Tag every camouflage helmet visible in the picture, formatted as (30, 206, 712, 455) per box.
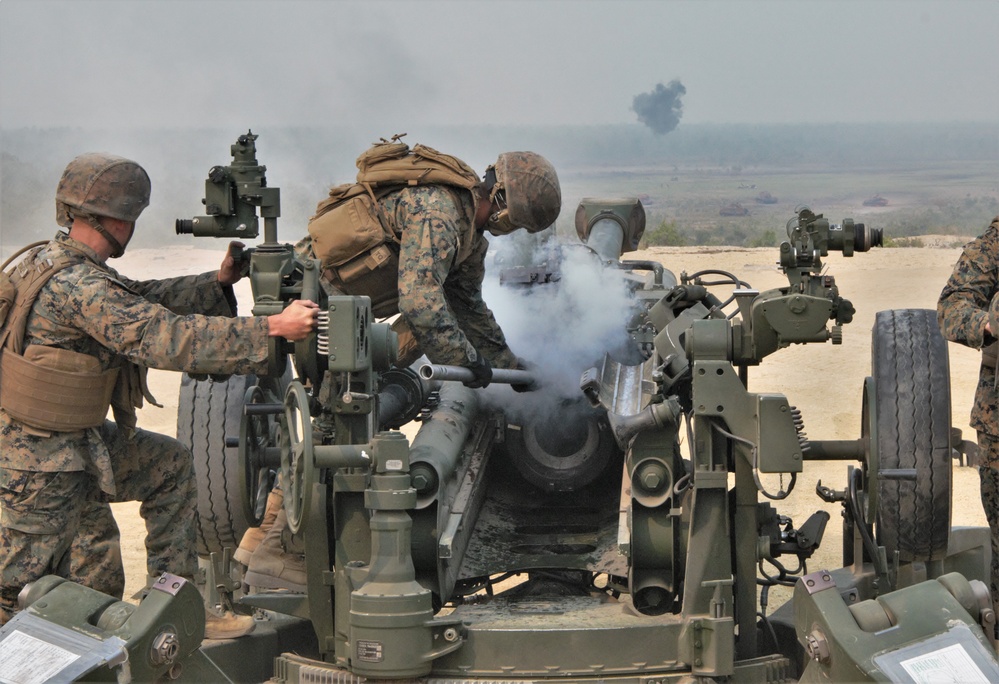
(488, 151, 561, 234)
(55, 153, 151, 228)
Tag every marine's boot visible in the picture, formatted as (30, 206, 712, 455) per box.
(233, 487, 284, 567)
(136, 574, 255, 639)
(204, 606, 256, 640)
(243, 508, 307, 593)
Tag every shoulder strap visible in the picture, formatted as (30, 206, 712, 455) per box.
(0, 249, 81, 355)
(1, 240, 49, 272)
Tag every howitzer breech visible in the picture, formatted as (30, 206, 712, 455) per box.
(418, 364, 534, 386)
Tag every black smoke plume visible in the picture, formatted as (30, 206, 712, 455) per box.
(632, 80, 686, 135)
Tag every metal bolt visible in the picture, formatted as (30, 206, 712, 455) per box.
(637, 461, 668, 492)
(805, 629, 830, 662)
(641, 471, 663, 490)
(443, 627, 459, 642)
(150, 631, 180, 665)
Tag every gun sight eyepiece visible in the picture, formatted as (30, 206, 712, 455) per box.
(851, 223, 883, 252)
(174, 215, 258, 238)
(827, 220, 883, 256)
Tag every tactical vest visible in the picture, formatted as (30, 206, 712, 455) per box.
(307, 139, 481, 318)
(0, 243, 118, 431)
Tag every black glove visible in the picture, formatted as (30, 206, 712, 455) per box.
(463, 354, 492, 388)
(511, 357, 538, 393)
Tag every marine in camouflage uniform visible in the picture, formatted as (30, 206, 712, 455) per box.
(937, 215, 999, 607)
(341, 149, 559, 381)
(0, 153, 317, 625)
(384, 185, 518, 370)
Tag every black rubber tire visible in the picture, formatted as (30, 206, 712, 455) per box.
(177, 373, 260, 558)
(872, 309, 952, 562)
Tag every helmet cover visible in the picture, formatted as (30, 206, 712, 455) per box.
(489, 151, 560, 234)
(56, 153, 151, 227)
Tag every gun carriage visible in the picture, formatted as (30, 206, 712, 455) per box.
(7, 132, 997, 683)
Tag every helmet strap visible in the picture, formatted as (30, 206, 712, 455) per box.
(482, 166, 498, 192)
(82, 213, 126, 259)
(483, 166, 507, 203)
(485, 209, 518, 236)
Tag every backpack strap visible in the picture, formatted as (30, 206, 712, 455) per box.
(0, 240, 49, 272)
(0, 247, 81, 355)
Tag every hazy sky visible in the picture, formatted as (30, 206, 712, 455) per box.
(2, 0, 996, 130)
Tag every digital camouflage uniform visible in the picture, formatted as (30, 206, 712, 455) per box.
(378, 185, 518, 369)
(0, 231, 270, 623)
(937, 216, 999, 605)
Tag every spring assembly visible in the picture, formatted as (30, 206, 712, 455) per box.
(790, 405, 810, 452)
(316, 310, 330, 355)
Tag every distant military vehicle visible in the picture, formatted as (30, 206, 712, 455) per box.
(863, 195, 889, 207)
(720, 202, 750, 216)
(4, 132, 996, 683)
(756, 191, 778, 204)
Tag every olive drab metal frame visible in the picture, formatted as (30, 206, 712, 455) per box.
(5, 133, 997, 683)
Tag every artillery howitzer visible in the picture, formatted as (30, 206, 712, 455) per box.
(7, 133, 998, 682)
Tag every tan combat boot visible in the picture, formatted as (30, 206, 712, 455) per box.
(204, 606, 256, 640)
(243, 508, 307, 593)
(141, 574, 256, 640)
(233, 487, 284, 567)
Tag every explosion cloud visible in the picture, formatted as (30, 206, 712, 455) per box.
(632, 80, 687, 135)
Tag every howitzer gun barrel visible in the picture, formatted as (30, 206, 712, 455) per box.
(409, 383, 479, 508)
(419, 364, 534, 386)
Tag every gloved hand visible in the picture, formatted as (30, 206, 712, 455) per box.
(511, 357, 539, 393)
(463, 354, 492, 389)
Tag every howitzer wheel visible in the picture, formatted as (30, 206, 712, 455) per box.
(281, 380, 315, 535)
(177, 373, 259, 557)
(870, 309, 952, 563)
(238, 385, 281, 528)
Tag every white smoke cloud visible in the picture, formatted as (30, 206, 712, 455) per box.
(483, 235, 639, 402)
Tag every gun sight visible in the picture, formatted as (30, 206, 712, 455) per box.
(176, 129, 280, 242)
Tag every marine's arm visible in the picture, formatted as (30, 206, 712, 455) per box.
(114, 242, 245, 316)
(937, 220, 999, 349)
(444, 234, 519, 368)
(42, 268, 315, 376)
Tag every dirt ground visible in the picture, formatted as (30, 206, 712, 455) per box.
(108, 239, 986, 604)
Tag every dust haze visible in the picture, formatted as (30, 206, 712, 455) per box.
(1, 1, 997, 250)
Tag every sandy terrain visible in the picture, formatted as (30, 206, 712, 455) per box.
(103, 239, 985, 603)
